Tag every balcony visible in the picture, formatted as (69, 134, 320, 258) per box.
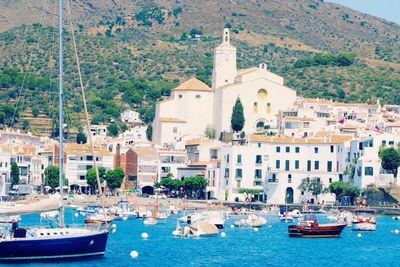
(267, 178, 279, 183)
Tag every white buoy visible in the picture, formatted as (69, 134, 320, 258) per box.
(172, 230, 179, 236)
(220, 232, 226, 237)
(141, 232, 149, 239)
(112, 229, 116, 234)
(395, 229, 399, 234)
(230, 224, 234, 228)
(80, 212, 86, 216)
(357, 233, 362, 237)
(254, 227, 259, 232)
(74, 213, 79, 218)
(393, 216, 396, 220)
(123, 216, 128, 221)
(130, 250, 139, 258)
(268, 225, 272, 228)
(111, 224, 117, 229)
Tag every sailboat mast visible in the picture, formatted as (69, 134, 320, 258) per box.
(58, 0, 65, 227)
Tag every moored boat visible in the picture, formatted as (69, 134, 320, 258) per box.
(351, 209, 376, 231)
(175, 220, 219, 237)
(288, 214, 347, 237)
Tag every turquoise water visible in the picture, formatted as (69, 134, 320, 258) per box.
(10, 209, 400, 266)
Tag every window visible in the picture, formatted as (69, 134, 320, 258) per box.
(178, 94, 182, 98)
(87, 155, 93, 161)
(330, 145, 334, 153)
(365, 167, 373, 176)
(257, 89, 267, 98)
(295, 147, 300, 153)
(266, 103, 271, 113)
(295, 160, 299, 169)
(258, 143, 261, 148)
(314, 161, 319, 170)
(173, 127, 177, 133)
(276, 146, 281, 153)
(382, 140, 386, 146)
(196, 94, 201, 98)
(275, 160, 280, 169)
(255, 169, 262, 179)
(269, 173, 277, 182)
(329, 178, 332, 183)
(80, 175, 85, 180)
(307, 160, 311, 171)
(226, 154, 230, 163)
(327, 161, 332, 172)
(256, 155, 262, 164)
(235, 169, 242, 178)
(237, 154, 242, 163)
(224, 168, 230, 178)
(285, 147, 290, 153)
(389, 141, 394, 145)
(253, 102, 258, 113)
(314, 147, 319, 153)
(288, 174, 292, 183)
(285, 160, 290, 171)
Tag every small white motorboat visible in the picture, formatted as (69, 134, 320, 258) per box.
(234, 214, 267, 228)
(175, 220, 219, 237)
(205, 210, 225, 229)
(143, 217, 158, 225)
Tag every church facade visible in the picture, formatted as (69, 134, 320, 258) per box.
(152, 29, 297, 146)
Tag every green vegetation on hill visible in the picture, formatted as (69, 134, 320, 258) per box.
(0, 0, 399, 136)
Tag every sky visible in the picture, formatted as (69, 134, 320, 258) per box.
(327, 0, 400, 25)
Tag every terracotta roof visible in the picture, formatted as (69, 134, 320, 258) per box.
(249, 134, 352, 144)
(64, 143, 112, 156)
(159, 117, 186, 123)
(172, 78, 211, 92)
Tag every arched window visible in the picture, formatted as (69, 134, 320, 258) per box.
(266, 103, 271, 113)
(257, 89, 267, 99)
(256, 121, 264, 130)
(288, 174, 292, 183)
(253, 102, 258, 113)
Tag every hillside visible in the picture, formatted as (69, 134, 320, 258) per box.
(0, 0, 399, 136)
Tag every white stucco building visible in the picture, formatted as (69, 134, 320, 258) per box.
(153, 28, 297, 146)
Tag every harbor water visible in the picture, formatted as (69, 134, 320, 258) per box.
(13, 209, 400, 266)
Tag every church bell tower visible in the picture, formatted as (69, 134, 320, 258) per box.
(212, 28, 237, 89)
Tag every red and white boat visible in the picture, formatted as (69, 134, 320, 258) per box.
(351, 209, 376, 231)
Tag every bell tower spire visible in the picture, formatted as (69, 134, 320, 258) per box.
(212, 28, 237, 89)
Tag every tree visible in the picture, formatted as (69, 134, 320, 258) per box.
(107, 123, 119, 137)
(183, 176, 208, 199)
(298, 178, 324, 202)
(238, 188, 263, 202)
(86, 167, 106, 190)
(106, 167, 125, 192)
(329, 181, 360, 204)
(231, 97, 245, 132)
(379, 147, 400, 177)
(44, 165, 59, 189)
(76, 131, 87, 144)
(10, 162, 19, 187)
(22, 120, 29, 131)
(146, 125, 152, 141)
(204, 125, 216, 139)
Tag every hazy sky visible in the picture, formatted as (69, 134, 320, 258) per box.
(327, 0, 400, 25)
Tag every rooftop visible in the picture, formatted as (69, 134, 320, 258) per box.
(172, 77, 212, 92)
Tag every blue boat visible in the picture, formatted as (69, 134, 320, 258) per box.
(0, 225, 109, 260)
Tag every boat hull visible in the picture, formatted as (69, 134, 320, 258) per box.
(288, 223, 347, 238)
(351, 222, 376, 231)
(0, 231, 109, 261)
